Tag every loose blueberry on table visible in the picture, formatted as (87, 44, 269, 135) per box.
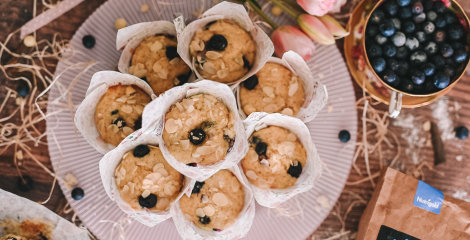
(71, 187, 85, 200)
(365, 0, 469, 95)
(338, 130, 351, 143)
(455, 126, 469, 140)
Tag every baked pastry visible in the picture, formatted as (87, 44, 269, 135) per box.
(179, 170, 245, 231)
(129, 35, 191, 95)
(239, 62, 305, 116)
(0, 234, 27, 240)
(114, 144, 184, 211)
(241, 126, 307, 189)
(94, 84, 151, 146)
(189, 20, 256, 83)
(0, 218, 52, 240)
(162, 93, 236, 166)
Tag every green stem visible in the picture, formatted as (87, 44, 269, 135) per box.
(280, 0, 306, 14)
(269, 0, 300, 18)
(247, 0, 279, 29)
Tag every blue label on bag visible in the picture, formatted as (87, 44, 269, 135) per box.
(413, 180, 443, 214)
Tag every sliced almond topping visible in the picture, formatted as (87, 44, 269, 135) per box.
(203, 205, 215, 216)
(116, 96, 127, 103)
(217, 69, 229, 79)
(277, 142, 296, 156)
(206, 51, 222, 60)
(190, 40, 205, 53)
(120, 132, 127, 138)
(125, 86, 136, 96)
(262, 87, 275, 98)
(157, 68, 169, 79)
(127, 99, 136, 104)
(165, 118, 178, 133)
(175, 102, 184, 111)
(262, 97, 272, 103)
(134, 105, 144, 115)
(141, 190, 151, 198)
(234, 56, 244, 66)
(288, 82, 299, 97)
(156, 168, 168, 176)
(163, 182, 176, 196)
(121, 105, 133, 114)
(122, 185, 129, 192)
(244, 105, 256, 114)
(196, 208, 205, 217)
(129, 182, 135, 194)
(150, 41, 163, 52)
(202, 62, 216, 74)
(245, 170, 258, 180)
(263, 104, 278, 113)
(153, 163, 164, 172)
(287, 133, 297, 142)
(122, 126, 133, 135)
(212, 193, 229, 207)
(281, 108, 294, 116)
(111, 124, 119, 133)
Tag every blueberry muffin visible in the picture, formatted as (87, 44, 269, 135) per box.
(162, 93, 236, 166)
(179, 170, 245, 231)
(189, 20, 256, 83)
(94, 85, 151, 146)
(241, 126, 307, 189)
(129, 35, 191, 95)
(0, 218, 52, 240)
(239, 62, 305, 116)
(114, 144, 184, 211)
(0, 234, 27, 240)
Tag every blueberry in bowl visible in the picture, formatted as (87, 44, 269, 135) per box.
(363, 0, 470, 96)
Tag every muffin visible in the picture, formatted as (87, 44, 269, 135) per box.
(162, 93, 236, 166)
(129, 35, 191, 95)
(189, 20, 256, 83)
(239, 62, 305, 116)
(94, 84, 151, 146)
(1, 234, 27, 240)
(0, 218, 52, 240)
(241, 126, 307, 189)
(114, 144, 184, 211)
(179, 170, 245, 231)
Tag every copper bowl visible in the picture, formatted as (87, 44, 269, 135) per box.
(361, 0, 470, 116)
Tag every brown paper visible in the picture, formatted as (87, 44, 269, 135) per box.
(357, 168, 470, 240)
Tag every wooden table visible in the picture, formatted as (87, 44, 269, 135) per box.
(1, 1, 469, 239)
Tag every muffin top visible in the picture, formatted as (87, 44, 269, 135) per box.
(114, 144, 184, 211)
(239, 62, 305, 116)
(190, 20, 256, 83)
(241, 126, 307, 189)
(0, 218, 52, 240)
(162, 93, 236, 166)
(129, 35, 191, 95)
(179, 170, 245, 231)
(94, 84, 151, 146)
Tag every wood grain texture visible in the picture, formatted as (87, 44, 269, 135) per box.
(0, 1, 470, 239)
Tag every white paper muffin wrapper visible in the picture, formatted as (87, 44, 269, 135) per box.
(99, 129, 192, 227)
(141, 80, 248, 181)
(170, 166, 256, 240)
(0, 189, 89, 239)
(236, 51, 328, 123)
(74, 71, 156, 154)
(175, 1, 274, 86)
(239, 112, 323, 208)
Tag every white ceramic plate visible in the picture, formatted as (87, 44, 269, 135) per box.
(46, 0, 357, 239)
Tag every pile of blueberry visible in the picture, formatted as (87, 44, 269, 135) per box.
(365, 0, 469, 94)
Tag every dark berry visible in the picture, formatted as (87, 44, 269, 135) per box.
(454, 49, 468, 63)
(444, 11, 457, 24)
(400, 79, 415, 93)
(141, 76, 148, 83)
(133, 116, 142, 130)
(255, 141, 267, 156)
(397, 61, 410, 76)
(383, 69, 398, 85)
(432, 55, 446, 67)
(112, 117, 126, 128)
(434, 72, 450, 89)
(71, 187, 85, 200)
(111, 109, 119, 115)
(243, 56, 251, 69)
(426, 10, 437, 21)
(213, 228, 222, 232)
(440, 43, 454, 58)
(138, 193, 157, 208)
(189, 128, 206, 145)
(198, 216, 211, 225)
(367, 24, 379, 37)
(338, 130, 351, 143)
(396, 0, 411, 7)
(392, 32, 406, 47)
(17, 81, 30, 98)
(410, 50, 427, 64)
(391, 18, 401, 29)
(403, 20, 415, 33)
(372, 58, 386, 73)
(207, 34, 227, 51)
(424, 41, 438, 55)
(383, 44, 397, 57)
(187, 163, 198, 167)
(82, 35, 95, 49)
(375, 34, 388, 45)
(17, 175, 33, 192)
(452, 42, 465, 51)
(287, 161, 302, 178)
(435, 17, 446, 28)
(455, 126, 469, 140)
(448, 26, 464, 40)
(396, 46, 409, 59)
(379, 20, 396, 37)
(423, 63, 436, 76)
(399, 7, 413, 19)
(415, 31, 427, 43)
(191, 181, 205, 194)
(433, 1, 446, 13)
(411, 70, 426, 85)
(412, 1, 424, 14)
(434, 30, 446, 43)
(385, 1, 399, 16)
(243, 75, 258, 90)
(405, 37, 419, 51)
(176, 74, 190, 86)
(204, 21, 217, 30)
(371, 10, 385, 24)
(165, 46, 179, 60)
(133, 144, 150, 157)
(423, 21, 435, 34)
(423, 1, 433, 11)
(444, 66, 455, 78)
(388, 58, 400, 71)
(413, 13, 426, 24)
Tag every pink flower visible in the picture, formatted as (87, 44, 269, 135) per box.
(329, 0, 347, 13)
(298, 14, 335, 45)
(271, 25, 316, 61)
(297, 0, 336, 16)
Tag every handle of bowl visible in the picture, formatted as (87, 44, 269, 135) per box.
(388, 91, 402, 118)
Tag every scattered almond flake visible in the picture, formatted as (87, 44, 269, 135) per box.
(123, 127, 133, 135)
(141, 4, 149, 12)
(203, 205, 215, 216)
(263, 104, 278, 113)
(164, 182, 176, 195)
(431, 97, 454, 140)
(271, 5, 283, 16)
(157, 68, 168, 79)
(316, 195, 330, 208)
(64, 173, 78, 190)
(180, 139, 191, 149)
(234, 56, 244, 66)
(245, 170, 258, 180)
(260, 159, 269, 166)
(220, 61, 226, 69)
(153, 163, 164, 172)
(327, 103, 333, 113)
(142, 179, 153, 186)
(392, 113, 426, 164)
(141, 190, 151, 198)
(187, 105, 195, 113)
(262, 86, 275, 98)
(281, 108, 294, 116)
(115, 18, 127, 30)
(116, 96, 127, 103)
(23, 35, 36, 47)
(210, 187, 219, 192)
(16, 150, 23, 160)
(453, 190, 470, 202)
(150, 41, 163, 52)
(121, 105, 133, 114)
(212, 192, 229, 206)
(262, 97, 272, 103)
(190, 40, 205, 52)
(112, 125, 119, 133)
(129, 182, 135, 194)
(134, 105, 144, 115)
(125, 86, 136, 96)
(288, 82, 299, 97)
(423, 120, 431, 131)
(206, 51, 222, 59)
(165, 118, 178, 133)
(122, 185, 129, 192)
(217, 69, 228, 79)
(196, 208, 205, 217)
(156, 168, 168, 176)
(203, 62, 216, 74)
(175, 102, 184, 111)
(201, 194, 209, 203)
(456, 155, 463, 162)
(286, 133, 297, 142)
(127, 99, 136, 104)
(122, 152, 129, 159)
(15, 97, 23, 105)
